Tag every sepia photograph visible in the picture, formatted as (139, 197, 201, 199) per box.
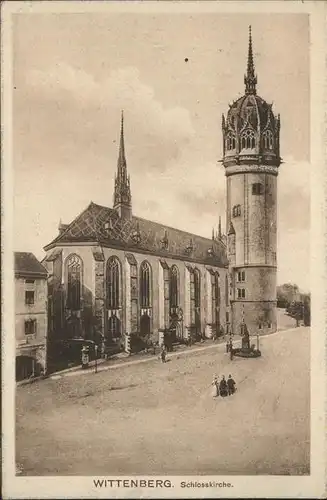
(2, 1, 326, 499)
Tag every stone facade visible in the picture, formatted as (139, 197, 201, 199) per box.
(43, 243, 229, 352)
(15, 252, 48, 380)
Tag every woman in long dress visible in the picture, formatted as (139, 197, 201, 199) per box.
(219, 375, 228, 397)
(211, 376, 219, 397)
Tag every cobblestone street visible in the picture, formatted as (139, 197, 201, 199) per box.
(16, 326, 310, 476)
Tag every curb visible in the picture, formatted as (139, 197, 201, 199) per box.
(18, 326, 308, 384)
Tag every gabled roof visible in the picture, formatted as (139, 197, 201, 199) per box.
(15, 252, 48, 278)
(44, 202, 228, 268)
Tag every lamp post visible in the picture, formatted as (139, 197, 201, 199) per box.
(256, 332, 260, 351)
(94, 345, 98, 374)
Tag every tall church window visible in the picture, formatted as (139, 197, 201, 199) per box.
(263, 130, 274, 150)
(66, 253, 83, 310)
(225, 132, 236, 151)
(241, 129, 256, 150)
(106, 256, 121, 309)
(170, 265, 179, 310)
(190, 268, 201, 335)
(212, 272, 220, 335)
(140, 261, 152, 308)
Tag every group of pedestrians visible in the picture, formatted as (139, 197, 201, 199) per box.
(211, 374, 236, 398)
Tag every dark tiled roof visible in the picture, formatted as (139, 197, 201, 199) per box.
(44, 202, 228, 268)
(15, 252, 48, 278)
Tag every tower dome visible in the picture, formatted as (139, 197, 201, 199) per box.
(222, 27, 281, 169)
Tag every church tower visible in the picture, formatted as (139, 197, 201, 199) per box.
(113, 111, 132, 219)
(222, 27, 281, 334)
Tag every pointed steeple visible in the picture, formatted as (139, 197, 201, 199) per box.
(113, 111, 132, 219)
(218, 216, 222, 239)
(244, 26, 257, 95)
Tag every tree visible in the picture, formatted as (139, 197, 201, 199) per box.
(277, 283, 299, 309)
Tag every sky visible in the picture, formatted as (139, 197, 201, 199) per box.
(12, 12, 310, 291)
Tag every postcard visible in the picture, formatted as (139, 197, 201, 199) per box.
(2, 1, 326, 498)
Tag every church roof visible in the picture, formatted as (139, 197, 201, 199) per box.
(15, 252, 48, 278)
(44, 202, 228, 268)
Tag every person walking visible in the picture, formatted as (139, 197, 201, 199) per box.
(219, 375, 228, 397)
(227, 374, 236, 395)
(211, 375, 219, 398)
(161, 346, 167, 363)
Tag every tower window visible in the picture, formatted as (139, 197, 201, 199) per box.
(263, 130, 274, 150)
(232, 204, 241, 217)
(237, 271, 245, 282)
(241, 129, 256, 150)
(252, 183, 264, 195)
(225, 132, 236, 151)
(237, 288, 246, 299)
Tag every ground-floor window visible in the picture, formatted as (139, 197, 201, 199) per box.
(16, 355, 41, 381)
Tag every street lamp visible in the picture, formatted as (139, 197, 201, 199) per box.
(94, 345, 98, 374)
(256, 332, 260, 351)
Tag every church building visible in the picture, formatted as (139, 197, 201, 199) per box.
(42, 26, 280, 355)
(43, 113, 229, 354)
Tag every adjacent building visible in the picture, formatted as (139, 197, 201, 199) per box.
(15, 252, 48, 380)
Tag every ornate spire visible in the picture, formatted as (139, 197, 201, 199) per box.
(218, 216, 222, 239)
(113, 111, 132, 218)
(244, 26, 257, 95)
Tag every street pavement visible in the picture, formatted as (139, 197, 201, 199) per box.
(16, 325, 309, 476)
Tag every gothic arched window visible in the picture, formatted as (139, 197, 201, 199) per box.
(190, 267, 201, 332)
(225, 132, 236, 151)
(170, 265, 179, 309)
(263, 130, 274, 150)
(140, 261, 152, 308)
(241, 129, 256, 150)
(66, 254, 83, 310)
(212, 272, 221, 334)
(106, 256, 121, 309)
(194, 268, 201, 309)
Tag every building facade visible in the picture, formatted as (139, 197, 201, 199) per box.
(43, 114, 229, 354)
(222, 27, 281, 334)
(15, 252, 48, 380)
